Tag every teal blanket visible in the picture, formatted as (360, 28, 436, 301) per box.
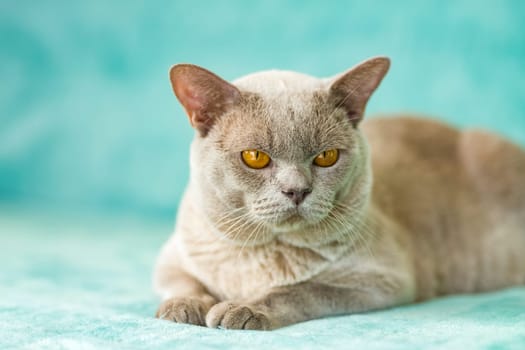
(1, 207, 524, 350)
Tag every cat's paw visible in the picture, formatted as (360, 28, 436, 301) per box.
(206, 301, 272, 330)
(156, 297, 209, 326)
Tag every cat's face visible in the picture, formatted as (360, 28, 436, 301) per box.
(170, 57, 389, 245)
(198, 91, 368, 235)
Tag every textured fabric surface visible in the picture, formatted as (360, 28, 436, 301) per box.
(1, 207, 524, 350)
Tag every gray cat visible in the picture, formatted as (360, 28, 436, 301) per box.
(154, 57, 525, 330)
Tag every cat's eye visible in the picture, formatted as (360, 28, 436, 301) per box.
(241, 149, 271, 169)
(313, 149, 339, 167)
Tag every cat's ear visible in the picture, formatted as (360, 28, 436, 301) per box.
(328, 56, 390, 127)
(169, 64, 241, 136)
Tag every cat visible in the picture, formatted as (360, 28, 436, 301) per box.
(153, 56, 525, 330)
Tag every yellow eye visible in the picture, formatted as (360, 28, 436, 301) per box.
(313, 149, 339, 167)
(241, 149, 271, 169)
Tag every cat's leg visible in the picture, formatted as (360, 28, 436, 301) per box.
(154, 266, 217, 326)
(155, 272, 217, 325)
(206, 274, 414, 330)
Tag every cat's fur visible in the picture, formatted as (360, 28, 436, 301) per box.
(154, 57, 525, 330)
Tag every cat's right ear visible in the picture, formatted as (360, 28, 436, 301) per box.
(169, 64, 241, 137)
(328, 56, 390, 127)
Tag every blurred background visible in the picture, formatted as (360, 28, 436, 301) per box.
(1, 0, 524, 222)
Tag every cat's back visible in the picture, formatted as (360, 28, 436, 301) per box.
(361, 116, 464, 214)
(361, 116, 466, 234)
(361, 115, 525, 213)
(361, 116, 460, 167)
(361, 116, 525, 297)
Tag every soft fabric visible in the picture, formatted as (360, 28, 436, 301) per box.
(1, 206, 524, 349)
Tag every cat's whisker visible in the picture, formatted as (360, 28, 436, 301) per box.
(251, 221, 266, 250)
(218, 214, 252, 235)
(348, 226, 376, 261)
(323, 215, 344, 243)
(211, 219, 249, 240)
(213, 207, 247, 227)
(226, 215, 256, 242)
(326, 212, 355, 244)
(219, 209, 251, 225)
(205, 211, 256, 245)
(314, 214, 335, 244)
(324, 204, 379, 262)
(236, 220, 265, 260)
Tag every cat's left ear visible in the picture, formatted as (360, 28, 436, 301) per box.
(328, 56, 390, 127)
(169, 64, 241, 137)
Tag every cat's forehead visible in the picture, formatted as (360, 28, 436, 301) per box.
(232, 70, 326, 96)
(216, 90, 354, 159)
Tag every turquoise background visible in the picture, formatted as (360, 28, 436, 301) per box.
(1, 0, 524, 219)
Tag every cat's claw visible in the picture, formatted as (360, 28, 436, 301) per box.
(206, 301, 272, 330)
(156, 297, 208, 326)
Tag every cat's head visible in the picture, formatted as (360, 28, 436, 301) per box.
(170, 57, 389, 246)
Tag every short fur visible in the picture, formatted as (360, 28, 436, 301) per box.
(154, 57, 525, 330)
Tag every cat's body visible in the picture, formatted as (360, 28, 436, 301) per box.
(154, 58, 525, 330)
(364, 117, 525, 298)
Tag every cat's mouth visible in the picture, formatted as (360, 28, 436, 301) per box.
(251, 200, 332, 233)
(265, 207, 319, 233)
(273, 213, 303, 229)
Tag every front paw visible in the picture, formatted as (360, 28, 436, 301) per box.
(206, 301, 272, 330)
(156, 297, 209, 326)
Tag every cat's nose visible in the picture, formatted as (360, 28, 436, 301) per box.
(281, 188, 312, 205)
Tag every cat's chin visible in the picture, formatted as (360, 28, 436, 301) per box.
(266, 211, 323, 234)
(270, 218, 306, 233)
